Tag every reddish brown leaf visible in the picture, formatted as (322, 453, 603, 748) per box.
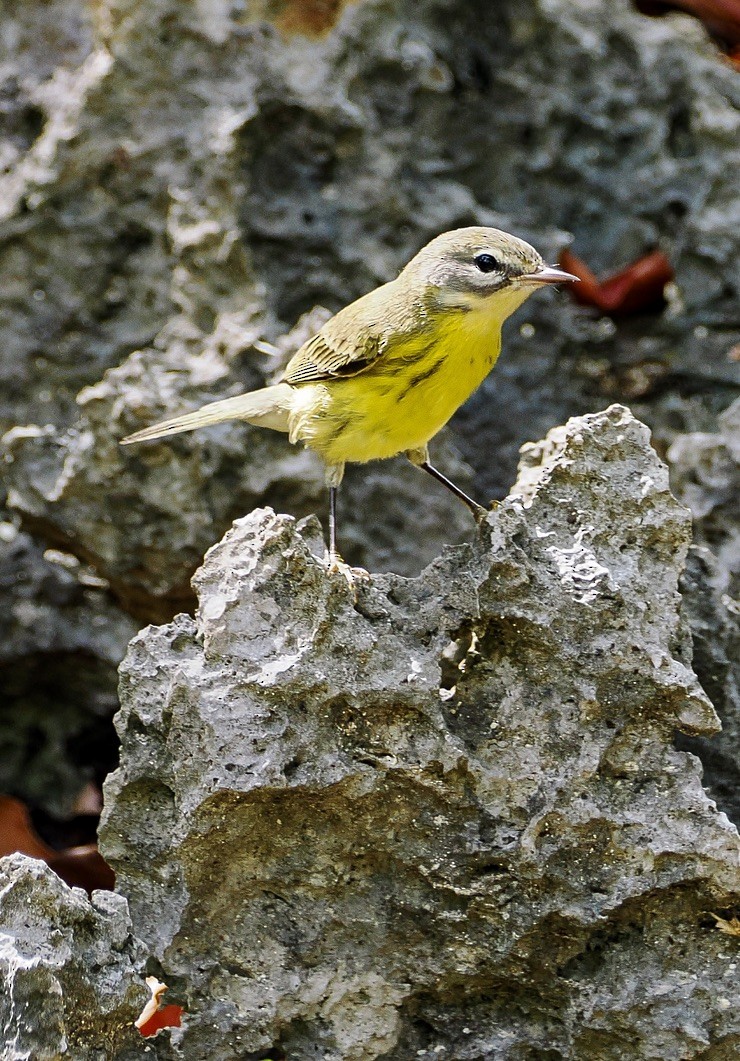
(0, 796, 56, 860)
(138, 1005, 184, 1037)
(557, 250, 603, 308)
(0, 794, 114, 894)
(559, 248, 674, 316)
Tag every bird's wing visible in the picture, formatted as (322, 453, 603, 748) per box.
(281, 326, 383, 385)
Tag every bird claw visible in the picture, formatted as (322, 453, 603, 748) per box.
(326, 552, 370, 595)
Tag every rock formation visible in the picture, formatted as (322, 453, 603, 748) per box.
(1, 0, 739, 1053)
(98, 406, 740, 1058)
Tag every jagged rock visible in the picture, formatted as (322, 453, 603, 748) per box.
(2, 0, 739, 812)
(2, 0, 740, 1045)
(0, 854, 149, 1060)
(99, 406, 740, 1060)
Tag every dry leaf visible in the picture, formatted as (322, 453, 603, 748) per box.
(0, 796, 56, 861)
(559, 248, 674, 316)
(709, 912, 740, 937)
(47, 844, 115, 892)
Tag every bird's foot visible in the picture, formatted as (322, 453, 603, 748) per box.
(325, 551, 370, 595)
(472, 500, 500, 525)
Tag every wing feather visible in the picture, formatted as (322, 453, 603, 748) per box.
(280, 276, 429, 386)
(282, 329, 382, 385)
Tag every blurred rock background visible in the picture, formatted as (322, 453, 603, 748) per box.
(0, 0, 738, 872)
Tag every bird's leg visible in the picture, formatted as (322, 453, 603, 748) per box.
(323, 463, 367, 590)
(406, 447, 488, 523)
(328, 485, 341, 569)
(324, 463, 346, 571)
(421, 461, 488, 522)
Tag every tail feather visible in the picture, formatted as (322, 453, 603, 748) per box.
(120, 384, 294, 445)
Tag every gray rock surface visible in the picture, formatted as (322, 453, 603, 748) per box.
(1, 0, 739, 1048)
(669, 397, 739, 602)
(98, 406, 740, 1060)
(2, 0, 739, 601)
(669, 399, 740, 823)
(0, 853, 148, 1060)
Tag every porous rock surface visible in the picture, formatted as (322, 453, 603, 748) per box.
(0, 853, 148, 1061)
(3, 0, 739, 607)
(97, 406, 740, 1060)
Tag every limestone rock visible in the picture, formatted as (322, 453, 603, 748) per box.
(99, 406, 740, 1060)
(0, 854, 149, 1060)
(669, 397, 739, 601)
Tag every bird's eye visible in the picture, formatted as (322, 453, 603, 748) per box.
(473, 253, 500, 273)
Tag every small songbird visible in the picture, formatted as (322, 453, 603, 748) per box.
(121, 227, 577, 569)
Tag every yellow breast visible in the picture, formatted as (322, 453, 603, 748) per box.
(289, 296, 514, 468)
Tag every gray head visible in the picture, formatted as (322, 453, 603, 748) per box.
(401, 226, 577, 310)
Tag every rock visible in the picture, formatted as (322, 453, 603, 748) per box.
(679, 545, 740, 824)
(0, 853, 149, 1060)
(99, 406, 740, 1060)
(668, 399, 740, 823)
(668, 397, 739, 600)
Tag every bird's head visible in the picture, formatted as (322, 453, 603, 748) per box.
(401, 226, 578, 316)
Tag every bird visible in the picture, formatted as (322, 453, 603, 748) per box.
(121, 227, 577, 572)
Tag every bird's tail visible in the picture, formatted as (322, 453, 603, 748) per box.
(120, 383, 294, 445)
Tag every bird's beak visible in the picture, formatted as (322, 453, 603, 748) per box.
(520, 265, 580, 285)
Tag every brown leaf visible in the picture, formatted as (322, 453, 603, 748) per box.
(709, 912, 740, 936)
(559, 248, 674, 316)
(47, 844, 115, 893)
(0, 796, 56, 860)
(0, 794, 114, 894)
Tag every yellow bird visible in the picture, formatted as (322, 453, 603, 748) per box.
(121, 227, 577, 568)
